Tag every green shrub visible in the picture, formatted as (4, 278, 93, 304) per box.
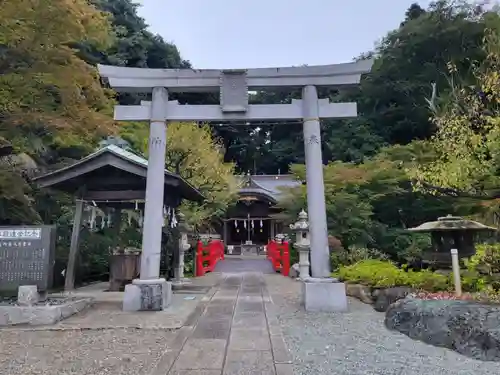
(289, 245, 299, 265)
(461, 243, 500, 293)
(335, 244, 500, 294)
(336, 260, 407, 288)
(330, 245, 389, 270)
(336, 259, 449, 291)
(465, 243, 500, 275)
(474, 286, 500, 303)
(461, 270, 488, 292)
(405, 269, 449, 291)
(184, 259, 194, 277)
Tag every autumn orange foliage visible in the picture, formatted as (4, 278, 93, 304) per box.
(0, 0, 117, 150)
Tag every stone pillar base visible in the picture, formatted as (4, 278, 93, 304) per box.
(301, 277, 348, 312)
(123, 278, 172, 311)
(171, 278, 192, 289)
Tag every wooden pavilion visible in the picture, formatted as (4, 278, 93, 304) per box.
(33, 145, 203, 290)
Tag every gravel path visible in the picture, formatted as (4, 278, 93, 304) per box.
(0, 328, 177, 375)
(263, 274, 500, 375)
(0, 273, 223, 375)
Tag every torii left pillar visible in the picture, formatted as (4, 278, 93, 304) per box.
(123, 87, 172, 311)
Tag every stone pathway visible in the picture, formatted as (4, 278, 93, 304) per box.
(213, 256, 275, 274)
(148, 272, 291, 375)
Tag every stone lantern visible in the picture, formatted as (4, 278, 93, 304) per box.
(407, 214, 496, 267)
(173, 212, 191, 285)
(290, 210, 310, 279)
(275, 233, 285, 244)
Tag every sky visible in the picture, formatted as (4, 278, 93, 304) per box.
(136, 0, 436, 69)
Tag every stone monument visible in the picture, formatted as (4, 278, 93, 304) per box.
(98, 60, 372, 311)
(0, 226, 56, 296)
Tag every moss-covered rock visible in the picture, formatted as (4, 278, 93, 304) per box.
(385, 299, 500, 361)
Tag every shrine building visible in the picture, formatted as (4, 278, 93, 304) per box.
(221, 174, 300, 255)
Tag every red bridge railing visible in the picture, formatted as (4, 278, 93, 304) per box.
(195, 239, 224, 276)
(267, 240, 290, 276)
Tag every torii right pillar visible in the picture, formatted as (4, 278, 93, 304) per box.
(302, 85, 330, 278)
(301, 85, 349, 313)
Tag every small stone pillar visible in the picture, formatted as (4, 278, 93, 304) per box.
(450, 248, 462, 297)
(173, 212, 191, 286)
(290, 210, 310, 279)
(18, 285, 39, 306)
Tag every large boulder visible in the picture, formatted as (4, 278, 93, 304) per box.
(373, 287, 412, 312)
(345, 284, 373, 304)
(385, 299, 500, 361)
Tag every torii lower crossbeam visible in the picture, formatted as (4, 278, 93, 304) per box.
(115, 99, 357, 122)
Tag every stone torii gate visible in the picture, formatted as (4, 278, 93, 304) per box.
(98, 61, 372, 311)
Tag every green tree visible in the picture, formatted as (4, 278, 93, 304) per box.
(412, 21, 500, 197)
(91, 0, 190, 69)
(0, 0, 118, 225)
(0, 0, 207, 286)
(0, 0, 116, 159)
(82, 0, 192, 108)
(120, 122, 238, 229)
(357, 0, 494, 146)
(279, 141, 474, 260)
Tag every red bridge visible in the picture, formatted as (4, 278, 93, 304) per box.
(195, 239, 290, 276)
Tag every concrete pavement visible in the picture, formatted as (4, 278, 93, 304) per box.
(149, 271, 292, 375)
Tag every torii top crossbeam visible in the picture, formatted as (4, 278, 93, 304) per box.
(97, 60, 373, 93)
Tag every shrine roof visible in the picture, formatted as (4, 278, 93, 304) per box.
(33, 145, 204, 202)
(236, 174, 301, 203)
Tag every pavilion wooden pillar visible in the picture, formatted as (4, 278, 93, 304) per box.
(223, 220, 228, 246)
(65, 199, 84, 291)
(112, 208, 122, 236)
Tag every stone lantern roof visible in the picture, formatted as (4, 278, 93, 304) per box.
(407, 215, 497, 233)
